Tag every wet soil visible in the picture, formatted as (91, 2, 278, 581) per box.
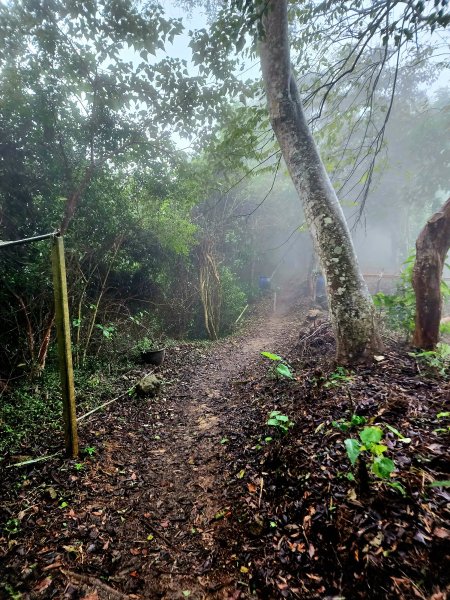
(0, 300, 449, 600)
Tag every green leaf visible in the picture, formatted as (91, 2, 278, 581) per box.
(384, 423, 411, 443)
(344, 438, 361, 465)
(275, 414, 289, 422)
(350, 414, 366, 426)
(429, 480, 450, 487)
(261, 351, 282, 361)
(266, 418, 279, 427)
(359, 426, 383, 446)
(372, 456, 395, 478)
(386, 481, 406, 496)
(437, 412, 450, 419)
(371, 443, 388, 456)
(333, 420, 349, 432)
(276, 363, 294, 379)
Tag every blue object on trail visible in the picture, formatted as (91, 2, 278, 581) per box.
(259, 276, 271, 290)
(316, 273, 326, 296)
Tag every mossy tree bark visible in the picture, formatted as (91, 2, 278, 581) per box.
(412, 197, 450, 349)
(260, 0, 381, 363)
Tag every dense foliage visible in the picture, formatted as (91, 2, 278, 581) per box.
(1, 0, 449, 447)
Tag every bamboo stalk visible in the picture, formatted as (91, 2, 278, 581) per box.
(77, 386, 136, 423)
(6, 452, 61, 468)
(52, 236, 79, 458)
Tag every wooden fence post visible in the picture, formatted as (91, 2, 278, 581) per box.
(51, 235, 78, 457)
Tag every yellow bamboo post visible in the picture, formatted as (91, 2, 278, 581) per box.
(51, 235, 79, 457)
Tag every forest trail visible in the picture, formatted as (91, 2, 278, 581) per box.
(133, 307, 297, 599)
(1, 298, 305, 600)
(2, 296, 450, 600)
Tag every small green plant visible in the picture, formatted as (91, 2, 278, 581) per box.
(74, 462, 84, 471)
(409, 342, 450, 377)
(261, 352, 294, 379)
(134, 335, 157, 353)
(434, 411, 450, 434)
(324, 366, 353, 388)
(344, 425, 404, 493)
(95, 323, 116, 339)
(332, 413, 366, 431)
(266, 410, 294, 434)
(83, 445, 96, 456)
(345, 426, 395, 478)
(3, 583, 22, 600)
(4, 518, 20, 536)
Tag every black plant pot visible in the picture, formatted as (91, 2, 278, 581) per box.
(141, 348, 165, 366)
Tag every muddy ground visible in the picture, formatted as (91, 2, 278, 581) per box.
(0, 299, 449, 599)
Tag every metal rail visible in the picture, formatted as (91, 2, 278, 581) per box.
(0, 231, 59, 249)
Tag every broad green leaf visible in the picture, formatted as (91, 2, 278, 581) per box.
(266, 419, 280, 427)
(437, 412, 450, 419)
(372, 456, 395, 478)
(359, 426, 383, 446)
(261, 351, 282, 361)
(429, 480, 450, 487)
(276, 363, 294, 379)
(371, 443, 388, 456)
(344, 438, 361, 465)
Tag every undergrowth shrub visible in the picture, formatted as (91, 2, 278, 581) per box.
(373, 253, 450, 340)
(0, 355, 133, 456)
(219, 266, 247, 335)
(0, 384, 62, 454)
(373, 254, 415, 336)
(409, 342, 450, 378)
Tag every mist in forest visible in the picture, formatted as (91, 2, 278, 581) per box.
(234, 77, 450, 297)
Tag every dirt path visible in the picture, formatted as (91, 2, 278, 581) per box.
(0, 301, 304, 600)
(149, 313, 295, 596)
(3, 300, 450, 600)
(121, 309, 299, 599)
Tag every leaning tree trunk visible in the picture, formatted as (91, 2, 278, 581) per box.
(198, 240, 222, 340)
(260, 0, 381, 363)
(412, 197, 450, 349)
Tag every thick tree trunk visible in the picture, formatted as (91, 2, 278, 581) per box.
(260, 0, 381, 362)
(412, 197, 450, 349)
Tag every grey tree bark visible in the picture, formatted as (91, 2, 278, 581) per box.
(260, 0, 381, 362)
